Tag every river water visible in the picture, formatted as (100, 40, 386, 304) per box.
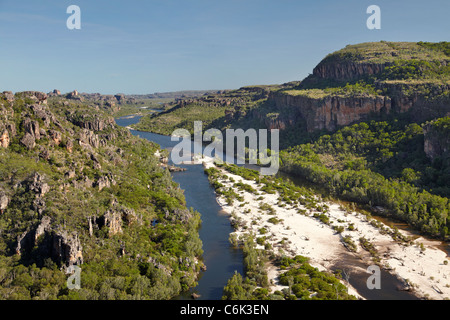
(116, 116, 423, 300)
(116, 116, 244, 300)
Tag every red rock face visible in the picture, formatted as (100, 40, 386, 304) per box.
(271, 92, 392, 132)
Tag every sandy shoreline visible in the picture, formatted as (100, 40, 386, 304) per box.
(198, 156, 449, 300)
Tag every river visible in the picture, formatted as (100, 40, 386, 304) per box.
(116, 116, 244, 300)
(116, 115, 424, 300)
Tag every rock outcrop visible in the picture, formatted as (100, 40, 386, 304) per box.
(52, 230, 84, 267)
(0, 130, 10, 148)
(23, 118, 41, 140)
(0, 190, 9, 213)
(67, 90, 80, 100)
(20, 118, 42, 149)
(48, 89, 61, 97)
(15, 215, 84, 267)
(30, 103, 57, 127)
(34, 216, 52, 241)
(17, 91, 48, 105)
(258, 81, 450, 134)
(69, 114, 115, 132)
(94, 200, 140, 236)
(102, 209, 123, 235)
(1, 91, 15, 103)
(48, 130, 62, 146)
(25, 172, 50, 199)
(21, 133, 36, 150)
(97, 176, 111, 191)
(79, 129, 100, 149)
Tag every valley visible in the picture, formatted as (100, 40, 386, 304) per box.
(1, 40, 449, 301)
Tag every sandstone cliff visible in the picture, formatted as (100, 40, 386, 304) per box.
(255, 42, 450, 134)
(267, 91, 391, 132)
(313, 60, 385, 82)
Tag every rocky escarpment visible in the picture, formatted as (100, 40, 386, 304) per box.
(263, 80, 450, 133)
(264, 91, 391, 132)
(16, 216, 84, 268)
(135, 41, 450, 138)
(257, 42, 450, 133)
(11, 172, 83, 268)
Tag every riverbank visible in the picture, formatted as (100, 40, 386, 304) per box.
(199, 156, 449, 300)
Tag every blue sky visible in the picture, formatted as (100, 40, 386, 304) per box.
(0, 0, 448, 94)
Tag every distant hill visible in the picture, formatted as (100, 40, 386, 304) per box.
(128, 90, 227, 100)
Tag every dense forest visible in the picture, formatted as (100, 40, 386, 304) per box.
(279, 118, 450, 239)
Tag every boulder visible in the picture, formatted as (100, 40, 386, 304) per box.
(103, 209, 123, 235)
(48, 130, 62, 146)
(20, 133, 36, 150)
(79, 129, 100, 149)
(0, 130, 10, 148)
(67, 90, 79, 99)
(34, 216, 52, 241)
(65, 138, 74, 153)
(23, 118, 40, 140)
(39, 147, 50, 160)
(52, 230, 84, 267)
(30, 104, 55, 127)
(1, 91, 15, 103)
(27, 173, 50, 198)
(97, 176, 110, 191)
(20, 91, 48, 104)
(65, 171, 76, 179)
(0, 191, 9, 213)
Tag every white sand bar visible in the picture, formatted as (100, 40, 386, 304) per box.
(200, 156, 449, 300)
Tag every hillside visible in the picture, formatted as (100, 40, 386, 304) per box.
(0, 91, 203, 299)
(131, 41, 450, 239)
